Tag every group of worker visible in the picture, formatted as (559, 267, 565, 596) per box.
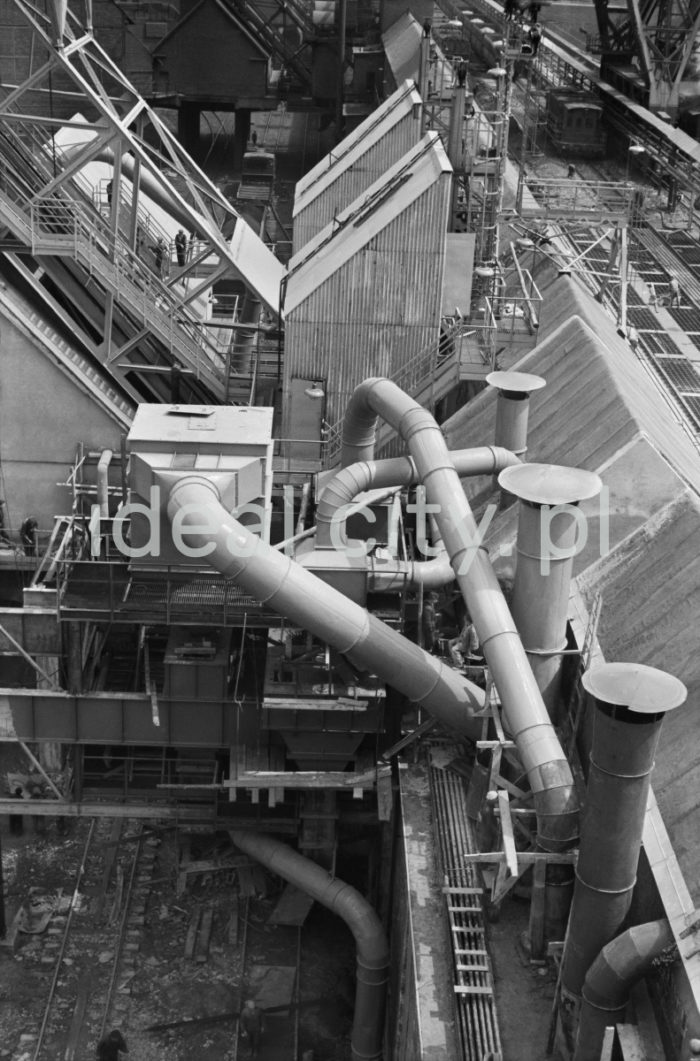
(502, 0, 543, 55)
(134, 228, 190, 281)
(96, 1001, 266, 1059)
(421, 591, 486, 682)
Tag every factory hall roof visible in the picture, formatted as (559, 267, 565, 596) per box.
(284, 132, 451, 314)
(442, 274, 700, 900)
(294, 80, 423, 216)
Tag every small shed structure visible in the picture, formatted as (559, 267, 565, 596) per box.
(153, 0, 271, 107)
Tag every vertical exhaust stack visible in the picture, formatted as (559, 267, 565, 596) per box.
(487, 370, 546, 459)
(559, 663, 687, 1051)
(498, 463, 602, 719)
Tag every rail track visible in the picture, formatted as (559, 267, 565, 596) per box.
(231, 894, 304, 1061)
(7, 818, 158, 1061)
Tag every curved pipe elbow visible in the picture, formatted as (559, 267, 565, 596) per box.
(582, 919, 675, 1010)
(318, 448, 520, 548)
(229, 830, 389, 1061)
(369, 553, 455, 593)
(574, 920, 675, 1061)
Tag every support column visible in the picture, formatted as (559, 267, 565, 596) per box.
(178, 104, 201, 157)
(234, 108, 251, 166)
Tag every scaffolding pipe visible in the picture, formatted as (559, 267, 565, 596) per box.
(96, 449, 113, 518)
(230, 830, 389, 1061)
(559, 663, 686, 1050)
(574, 919, 674, 1061)
(498, 463, 602, 718)
(165, 476, 485, 730)
(339, 377, 579, 853)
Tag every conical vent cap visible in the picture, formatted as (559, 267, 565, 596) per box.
(582, 662, 687, 715)
(498, 463, 602, 506)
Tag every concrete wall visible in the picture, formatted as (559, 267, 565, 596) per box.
(0, 305, 125, 540)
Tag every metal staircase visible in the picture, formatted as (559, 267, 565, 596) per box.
(0, 144, 229, 399)
(0, 0, 287, 410)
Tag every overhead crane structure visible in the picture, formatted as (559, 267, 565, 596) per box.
(591, 0, 700, 114)
(462, 0, 700, 200)
(0, 0, 285, 406)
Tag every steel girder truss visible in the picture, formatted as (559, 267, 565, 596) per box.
(0, 0, 285, 403)
(594, 0, 700, 111)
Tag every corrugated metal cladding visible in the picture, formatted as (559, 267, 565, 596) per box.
(282, 175, 451, 435)
(293, 83, 423, 253)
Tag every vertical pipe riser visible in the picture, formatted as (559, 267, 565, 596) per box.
(562, 705, 665, 996)
(500, 464, 602, 720)
(559, 664, 687, 1056)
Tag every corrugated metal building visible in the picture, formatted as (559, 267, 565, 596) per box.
(281, 131, 453, 446)
(292, 80, 424, 253)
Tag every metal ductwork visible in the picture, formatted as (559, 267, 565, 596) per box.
(165, 476, 485, 728)
(574, 919, 674, 1061)
(498, 463, 602, 719)
(316, 446, 520, 548)
(309, 446, 521, 594)
(486, 370, 546, 458)
(338, 378, 579, 854)
(559, 663, 687, 1049)
(230, 830, 389, 1061)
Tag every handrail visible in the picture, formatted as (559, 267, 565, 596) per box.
(323, 316, 493, 467)
(0, 123, 247, 396)
(26, 196, 228, 387)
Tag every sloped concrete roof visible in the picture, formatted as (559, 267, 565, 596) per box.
(442, 275, 700, 900)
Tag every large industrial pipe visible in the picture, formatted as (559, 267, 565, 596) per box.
(96, 449, 113, 518)
(166, 476, 485, 729)
(316, 446, 521, 548)
(339, 378, 579, 853)
(559, 663, 686, 1049)
(498, 463, 602, 718)
(229, 830, 389, 1061)
(486, 370, 546, 458)
(574, 919, 674, 1061)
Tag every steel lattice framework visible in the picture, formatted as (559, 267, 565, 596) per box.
(594, 0, 700, 111)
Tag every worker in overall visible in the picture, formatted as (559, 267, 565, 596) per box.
(96, 1030, 128, 1061)
(528, 24, 542, 54)
(153, 236, 167, 280)
(175, 229, 187, 268)
(669, 276, 681, 308)
(20, 515, 38, 557)
(240, 999, 264, 1057)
